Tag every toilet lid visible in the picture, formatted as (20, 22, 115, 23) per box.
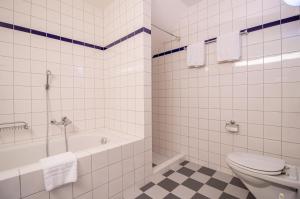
(227, 152, 285, 172)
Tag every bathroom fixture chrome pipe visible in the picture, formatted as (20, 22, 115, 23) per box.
(51, 117, 72, 127)
(51, 117, 72, 152)
(45, 70, 52, 157)
(151, 24, 181, 40)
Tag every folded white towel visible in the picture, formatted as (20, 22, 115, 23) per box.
(39, 152, 77, 191)
(217, 31, 241, 62)
(187, 42, 205, 67)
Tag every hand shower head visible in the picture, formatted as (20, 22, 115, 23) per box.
(45, 70, 52, 90)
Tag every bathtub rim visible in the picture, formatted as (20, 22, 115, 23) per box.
(0, 130, 143, 182)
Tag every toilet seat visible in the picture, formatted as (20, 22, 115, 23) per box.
(227, 152, 286, 176)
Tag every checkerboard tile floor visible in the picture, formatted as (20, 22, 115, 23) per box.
(136, 161, 255, 199)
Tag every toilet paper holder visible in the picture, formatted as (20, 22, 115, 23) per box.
(225, 120, 239, 133)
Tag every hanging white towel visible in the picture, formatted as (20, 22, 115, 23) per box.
(217, 31, 241, 62)
(39, 152, 77, 191)
(187, 42, 205, 67)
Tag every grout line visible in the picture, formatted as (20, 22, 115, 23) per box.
(12, 0, 16, 145)
(29, 0, 33, 143)
(262, 0, 265, 156)
(218, 0, 222, 166)
(280, 3, 283, 159)
(245, 0, 249, 154)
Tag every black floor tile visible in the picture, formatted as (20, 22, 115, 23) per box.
(163, 193, 181, 199)
(198, 166, 216, 176)
(158, 178, 179, 192)
(230, 177, 247, 189)
(219, 192, 239, 199)
(163, 170, 175, 177)
(247, 192, 256, 199)
(140, 182, 155, 192)
(206, 178, 227, 191)
(182, 178, 203, 191)
(191, 193, 210, 199)
(139, 160, 253, 199)
(179, 160, 189, 166)
(135, 193, 152, 199)
(177, 167, 195, 177)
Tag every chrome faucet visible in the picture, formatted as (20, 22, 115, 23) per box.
(51, 116, 72, 152)
(51, 116, 72, 127)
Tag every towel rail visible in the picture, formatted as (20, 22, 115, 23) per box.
(0, 121, 29, 132)
(204, 30, 248, 45)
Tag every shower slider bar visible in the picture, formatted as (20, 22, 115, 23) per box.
(151, 24, 181, 41)
(0, 121, 29, 132)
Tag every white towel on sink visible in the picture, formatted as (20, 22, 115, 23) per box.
(39, 152, 77, 191)
(217, 31, 241, 62)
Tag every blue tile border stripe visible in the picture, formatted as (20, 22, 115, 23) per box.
(153, 14, 300, 59)
(0, 21, 151, 51)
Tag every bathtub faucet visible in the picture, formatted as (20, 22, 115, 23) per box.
(51, 116, 72, 152)
(51, 116, 72, 127)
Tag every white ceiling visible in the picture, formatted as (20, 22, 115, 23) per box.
(151, 0, 200, 54)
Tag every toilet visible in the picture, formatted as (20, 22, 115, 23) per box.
(226, 152, 300, 199)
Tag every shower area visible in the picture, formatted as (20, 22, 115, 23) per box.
(151, 0, 194, 170)
(0, 0, 151, 198)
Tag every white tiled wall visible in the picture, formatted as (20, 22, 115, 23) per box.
(152, 0, 300, 173)
(102, 0, 153, 192)
(0, 0, 152, 145)
(0, 0, 105, 145)
(103, 0, 152, 139)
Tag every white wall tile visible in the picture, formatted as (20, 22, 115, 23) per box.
(50, 184, 72, 199)
(109, 177, 122, 197)
(282, 142, 300, 159)
(73, 174, 92, 198)
(20, 168, 44, 197)
(24, 191, 49, 199)
(93, 184, 108, 199)
(92, 167, 108, 188)
(0, 170, 20, 199)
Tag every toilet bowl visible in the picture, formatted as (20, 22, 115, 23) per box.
(226, 152, 300, 199)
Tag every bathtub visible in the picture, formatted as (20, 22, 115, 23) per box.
(0, 131, 138, 172)
(0, 130, 150, 199)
